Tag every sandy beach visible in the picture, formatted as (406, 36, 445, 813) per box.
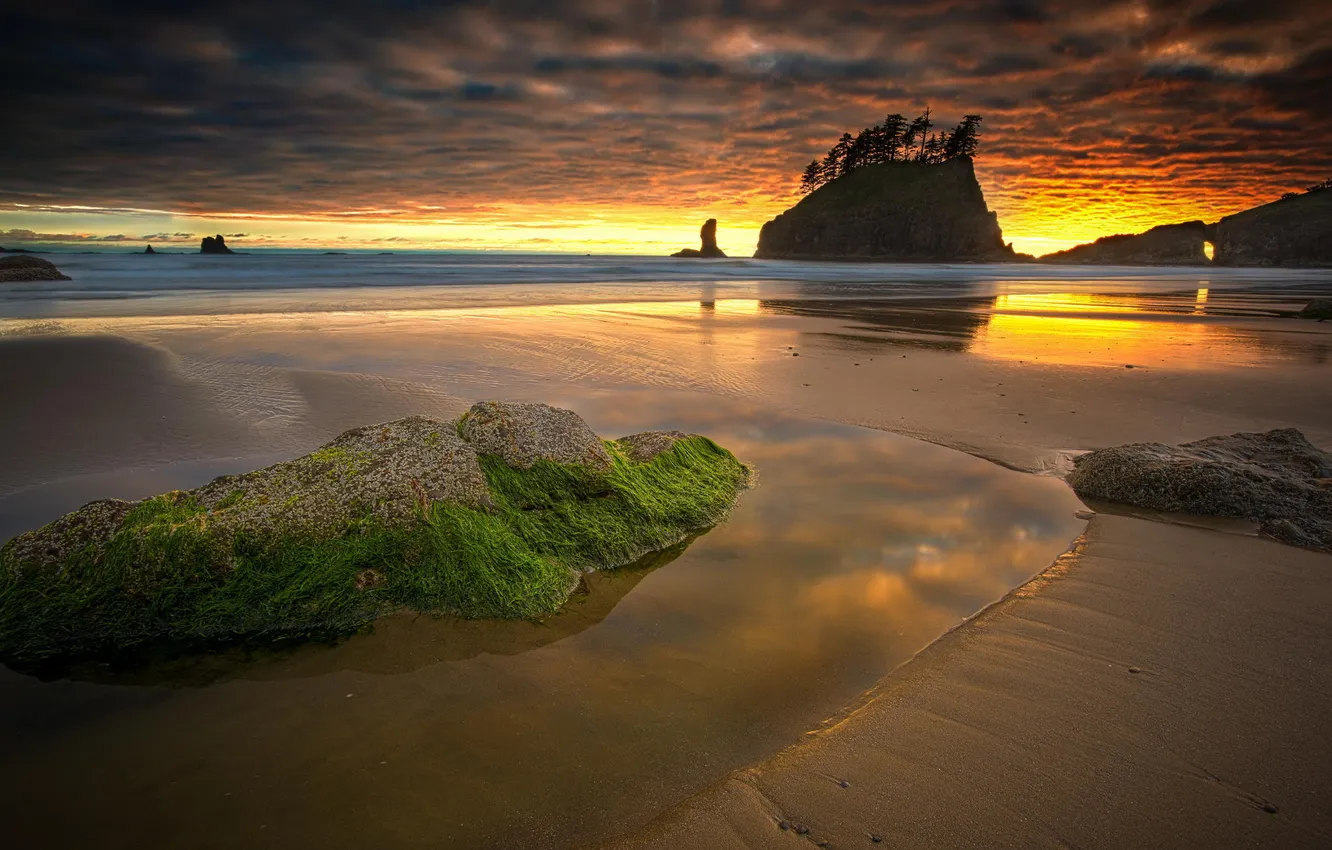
(597, 514, 1332, 849)
(1, 257, 1330, 848)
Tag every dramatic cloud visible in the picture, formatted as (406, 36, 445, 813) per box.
(2, 0, 1329, 253)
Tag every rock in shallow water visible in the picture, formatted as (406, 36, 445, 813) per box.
(0, 255, 71, 282)
(0, 403, 751, 661)
(1067, 428, 1332, 551)
(1298, 299, 1332, 321)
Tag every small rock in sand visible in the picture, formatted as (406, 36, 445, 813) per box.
(1067, 428, 1332, 552)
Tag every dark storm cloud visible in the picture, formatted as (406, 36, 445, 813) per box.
(1, 0, 1329, 242)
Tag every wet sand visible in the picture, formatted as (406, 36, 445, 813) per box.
(596, 514, 1332, 849)
(4, 288, 1330, 487)
(0, 336, 1085, 850)
(2, 270, 1331, 848)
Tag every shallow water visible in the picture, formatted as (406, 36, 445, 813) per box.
(3, 250, 1330, 319)
(0, 390, 1083, 850)
(1, 255, 1328, 848)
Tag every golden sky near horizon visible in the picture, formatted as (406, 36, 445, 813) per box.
(2, 1, 1329, 256)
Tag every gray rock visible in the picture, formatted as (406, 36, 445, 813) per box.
(0, 255, 71, 282)
(3, 416, 489, 573)
(1298, 299, 1332, 321)
(460, 401, 612, 469)
(617, 430, 690, 462)
(1, 498, 134, 570)
(1067, 428, 1332, 551)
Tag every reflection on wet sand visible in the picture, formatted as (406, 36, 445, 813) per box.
(973, 291, 1332, 368)
(762, 289, 1332, 368)
(16, 542, 693, 688)
(0, 391, 1082, 850)
(761, 297, 988, 352)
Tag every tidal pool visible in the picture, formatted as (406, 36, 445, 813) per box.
(0, 389, 1083, 849)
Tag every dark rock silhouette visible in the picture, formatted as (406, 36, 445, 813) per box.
(1068, 428, 1332, 552)
(1213, 189, 1332, 267)
(0, 246, 34, 253)
(1298, 299, 1332, 321)
(0, 255, 71, 282)
(200, 235, 234, 254)
(754, 157, 1015, 261)
(671, 219, 728, 258)
(1039, 221, 1210, 265)
(143, 245, 156, 254)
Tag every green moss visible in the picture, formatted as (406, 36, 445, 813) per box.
(215, 490, 246, 511)
(308, 445, 370, 478)
(0, 437, 748, 661)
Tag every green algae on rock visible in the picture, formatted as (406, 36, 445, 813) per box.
(0, 403, 751, 661)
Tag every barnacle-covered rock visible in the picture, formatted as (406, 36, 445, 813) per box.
(1067, 428, 1332, 551)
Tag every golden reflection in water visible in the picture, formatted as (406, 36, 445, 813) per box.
(1194, 287, 1209, 314)
(972, 291, 1270, 369)
(0, 388, 1084, 850)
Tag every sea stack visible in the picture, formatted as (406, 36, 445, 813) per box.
(754, 156, 1015, 261)
(144, 245, 156, 254)
(671, 219, 728, 258)
(200, 234, 234, 254)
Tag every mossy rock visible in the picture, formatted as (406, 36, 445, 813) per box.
(0, 403, 751, 662)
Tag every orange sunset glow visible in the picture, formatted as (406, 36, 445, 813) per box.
(3, 1, 1330, 256)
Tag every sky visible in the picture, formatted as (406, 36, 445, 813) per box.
(3, 0, 1330, 256)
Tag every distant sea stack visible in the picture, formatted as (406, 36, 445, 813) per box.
(0, 255, 71, 282)
(671, 219, 727, 258)
(144, 245, 156, 255)
(754, 157, 1015, 262)
(200, 235, 234, 254)
(1213, 189, 1332, 267)
(1039, 221, 1210, 265)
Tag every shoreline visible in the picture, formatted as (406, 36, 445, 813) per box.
(594, 513, 1332, 849)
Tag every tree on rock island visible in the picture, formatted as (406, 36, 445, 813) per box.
(797, 109, 985, 194)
